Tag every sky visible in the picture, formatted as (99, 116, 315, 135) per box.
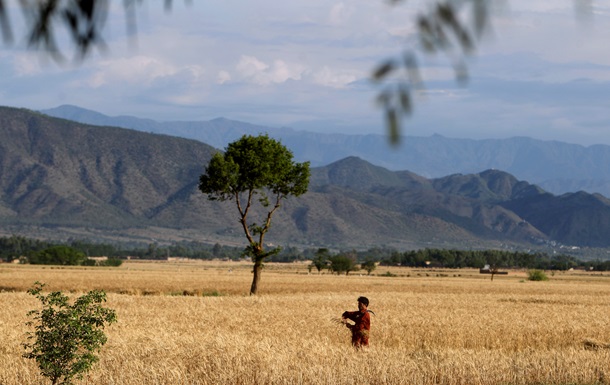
(1, 0, 610, 146)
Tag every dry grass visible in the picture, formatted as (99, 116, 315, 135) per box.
(1, 261, 610, 384)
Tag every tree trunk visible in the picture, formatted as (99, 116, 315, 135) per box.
(250, 258, 263, 295)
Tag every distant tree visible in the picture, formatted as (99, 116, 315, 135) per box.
(29, 246, 86, 266)
(0, 235, 49, 262)
(329, 253, 358, 276)
(267, 246, 303, 262)
(99, 257, 123, 267)
(80, 258, 97, 266)
(549, 254, 578, 271)
(146, 243, 157, 259)
(310, 248, 330, 274)
(361, 258, 377, 275)
(69, 240, 118, 258)
(212, 243, 223, 258)
(199, 134, 310, 295)
(0, 234, 25, 262)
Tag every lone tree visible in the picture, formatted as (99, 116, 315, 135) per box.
(329, 253, 359, 276)
(310, 248, 331, 274)
(361, 258, 377, 275)
(199, 134, 310, 295)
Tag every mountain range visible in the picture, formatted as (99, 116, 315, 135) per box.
(2, 105, 610, 253)
(42, 105, 610, 199)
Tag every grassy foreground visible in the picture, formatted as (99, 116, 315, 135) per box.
(1, 260, 609, 385)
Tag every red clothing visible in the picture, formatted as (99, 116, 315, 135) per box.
(342, 310, 371, 347)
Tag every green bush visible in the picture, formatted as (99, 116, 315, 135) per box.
(23, 282, 117, 385)
(527, 269, 549, 281)
(328, 254, 358, 275)
(29, 246, 86, 266)
(361, 259, 377, 275)
(101, 257, 123, 267)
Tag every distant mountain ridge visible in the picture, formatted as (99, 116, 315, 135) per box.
(42, 105, 610, 198)
(4, 105, 610, 250)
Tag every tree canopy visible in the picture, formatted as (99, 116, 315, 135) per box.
(199, 134, 310, 294)
(29, 245, 86, 265)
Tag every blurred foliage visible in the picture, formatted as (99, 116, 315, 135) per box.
(375, 0, 593, 143)
(0, 0, 191, 62)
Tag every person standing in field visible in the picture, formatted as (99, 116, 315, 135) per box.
(342, 296, 372, 348)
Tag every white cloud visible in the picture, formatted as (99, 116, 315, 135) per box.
(85, 56, 204, 88)
(311, 66, 357, 88)
(235, 55, 305, 85)
(217, 70, 231, 84)
(329, 3, 353, 25)
(236, 56, 269, 78)
(87, 56, 176, 87)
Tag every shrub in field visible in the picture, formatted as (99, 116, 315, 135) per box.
(527, 269, 549, 281)
(80, 258, 97, 266)
(101, 257, 123, 267)
(23, 282, 117, 385)
(29, 246, 86, 265)
(361, 259, 377, 275)
(329, 254, 358, 275)
(310, 248, 330, 273)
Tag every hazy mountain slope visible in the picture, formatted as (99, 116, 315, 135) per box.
(309, 156, 413, 192)
(432, 169, 545, 202)
(503, 192, 610, 248)
(0, 107, 218, 228)
(41, 105, 610, 197)
(6, 105, 610, 249)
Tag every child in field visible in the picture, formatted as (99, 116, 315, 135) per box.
(341, 296, 372, 348)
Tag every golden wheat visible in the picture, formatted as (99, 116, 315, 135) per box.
(1, 261, 609, 384)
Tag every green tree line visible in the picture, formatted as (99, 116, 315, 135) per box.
(378, 248, 610, 272)
(0, 235, 307, 265)
(2, 235, 610, 271)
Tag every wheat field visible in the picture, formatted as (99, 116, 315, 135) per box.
(1, 261, 609, 385)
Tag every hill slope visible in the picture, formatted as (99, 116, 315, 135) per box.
(4, 106, 610, 249)
(0, 107, 218, 228)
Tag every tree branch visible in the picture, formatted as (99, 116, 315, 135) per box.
(235, 189, 255, 246)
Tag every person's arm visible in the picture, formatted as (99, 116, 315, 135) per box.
(342, 311, 357, 329)
(342, 311, 357, 321)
